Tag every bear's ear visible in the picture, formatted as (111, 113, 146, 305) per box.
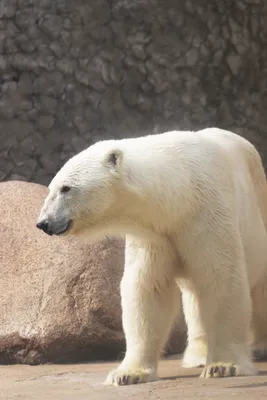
(104, 149, 123, 173)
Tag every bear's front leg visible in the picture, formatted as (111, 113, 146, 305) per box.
(104, 235, 180, 386)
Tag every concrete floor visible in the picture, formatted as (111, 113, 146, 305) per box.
(1, 354, 267, 399)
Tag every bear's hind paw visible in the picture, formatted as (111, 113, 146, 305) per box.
(201, 363, 240, 378)
(201, 361, 256, 378)
(104, 367, 157, 386)
(182, 339, 207, 368)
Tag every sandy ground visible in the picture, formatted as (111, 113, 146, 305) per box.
(1, 354, 267, 400)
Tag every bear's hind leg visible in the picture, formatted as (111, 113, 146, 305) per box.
(179, 222, 257, 379)
(104, 236, 179, 386)
(198, 259, 256, 378)
(181, 287, 207, 368)
(251, 273, 267, 361)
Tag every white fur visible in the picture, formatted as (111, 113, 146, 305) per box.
(38, 127, 267, 385)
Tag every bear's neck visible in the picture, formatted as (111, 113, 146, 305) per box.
(93, 190, 186, 242)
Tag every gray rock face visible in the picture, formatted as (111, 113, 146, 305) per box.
(0, 0, 266, 184)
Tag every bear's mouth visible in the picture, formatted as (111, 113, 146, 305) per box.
(55, 219, 73, 236)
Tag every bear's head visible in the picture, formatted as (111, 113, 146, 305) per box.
(36, 140, 137, 238)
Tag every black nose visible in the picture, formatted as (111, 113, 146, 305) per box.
(36, 221, 51, 235)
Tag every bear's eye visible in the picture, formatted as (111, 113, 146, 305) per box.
(60, 185, 71, 194)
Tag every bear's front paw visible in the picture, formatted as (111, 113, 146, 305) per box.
(104, 367, 157, 386)
(201, 363, 240, 378)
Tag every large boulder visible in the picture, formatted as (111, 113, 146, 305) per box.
(0, 181, 186, 364)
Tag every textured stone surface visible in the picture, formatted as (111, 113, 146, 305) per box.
(0, 0, 266, 184)
(0, 181, 186, 364)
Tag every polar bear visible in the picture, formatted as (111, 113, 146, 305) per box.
(37, 127, 267, 386)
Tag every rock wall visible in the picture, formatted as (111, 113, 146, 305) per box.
(0, 0, 266, 185)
